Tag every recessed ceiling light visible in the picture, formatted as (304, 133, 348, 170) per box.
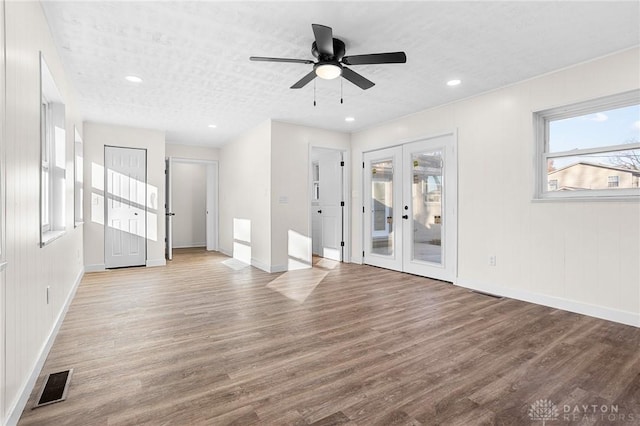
(345, 117, 355, 122)
(125, 75, 143, 83)
(447, 79, 461, 86)
(208, 124, 217, 128)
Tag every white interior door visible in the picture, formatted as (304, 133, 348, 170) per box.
(311, 148, 344, 261)
(105, 146, 147, 268)
(363, 134, 457, 282)
(363, 146, 403, 271)
(165, 157, 174, 260)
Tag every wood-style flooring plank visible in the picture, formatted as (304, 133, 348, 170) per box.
(18, 248, 640, 425)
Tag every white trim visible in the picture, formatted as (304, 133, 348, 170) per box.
(456, 278, 639, 328)
(146, 258, 166, 268)
(84, 263, 105, 272)
(270, 264, 288, 273)
(6, 267, 84, 426)
(219, 247, 232, 257)
(172, 244, 206, 249)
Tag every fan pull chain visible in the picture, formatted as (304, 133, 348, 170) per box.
(340, 78, 343, 104)
(313, 79, 316, 107)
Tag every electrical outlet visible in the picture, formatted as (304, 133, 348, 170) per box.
(489, 255, 496, 266)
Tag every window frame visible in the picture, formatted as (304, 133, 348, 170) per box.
(534, 90, 640, 200)
(39, 52, 67, 247)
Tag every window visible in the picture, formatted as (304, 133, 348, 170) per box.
(40, 53, 66, 246)
(535, 90, 640, 199)
(74, 127, 83, 226)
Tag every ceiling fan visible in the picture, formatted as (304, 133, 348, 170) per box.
(250, 24, 406, 90)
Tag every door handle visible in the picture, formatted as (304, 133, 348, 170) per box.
(166, 212, 175, 216)
(134, 212, 138, 216)
(402, 215, 409, 219)
(317, 210, 322, 214)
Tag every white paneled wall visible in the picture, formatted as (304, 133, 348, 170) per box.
(350, 48, 640, 326)
(3, 2, 85, 424)
(0, 0, 6, 422)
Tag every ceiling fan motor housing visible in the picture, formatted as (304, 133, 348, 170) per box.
(312, 38, 346, 61)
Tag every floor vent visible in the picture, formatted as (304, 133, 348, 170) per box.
(471, 290, 503, 299)
(33, 369, 73, 408)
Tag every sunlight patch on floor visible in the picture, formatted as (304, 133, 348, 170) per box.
(222, 258, 250, 271)
(267, 268, 329, 303)
(314, 258, 339, 270)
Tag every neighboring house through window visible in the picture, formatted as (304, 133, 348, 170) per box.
(534, 90, 640, 199)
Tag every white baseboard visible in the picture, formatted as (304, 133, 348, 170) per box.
(146, 258, 166, 268)
(219, 248, 232, 257)
(6, 267, 84, 426)
(251, 258, 270, 273)
(84, 263, 105, 272)
(270, 264, 288, 273)
(173, 244, 205, 249)
(456, 278, 640, 328)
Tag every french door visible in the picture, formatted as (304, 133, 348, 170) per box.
(363, 134, 457, 282)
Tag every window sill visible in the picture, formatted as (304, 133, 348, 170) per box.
(41, 230, 66, 247)
(532, 195, 640, 203)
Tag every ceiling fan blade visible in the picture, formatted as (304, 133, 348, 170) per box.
(341, 67, 374, 90)
(290, 70, 317, 89)
(342, 52, 407, 65)
(312, 24, 334, 56)
(250, 56, 314, 64)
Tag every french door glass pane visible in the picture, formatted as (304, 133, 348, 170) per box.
(371, 159, 393, 256)
(411, 150, 443, 264)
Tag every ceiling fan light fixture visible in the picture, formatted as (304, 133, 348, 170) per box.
(315, 63, 342, 80)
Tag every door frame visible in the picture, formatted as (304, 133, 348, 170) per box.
(165, 157, 219, 258)
(362, 131, 458, 282)
(309, 146, 350, 263)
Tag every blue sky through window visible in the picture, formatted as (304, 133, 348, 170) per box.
(548, 104, 640, 169)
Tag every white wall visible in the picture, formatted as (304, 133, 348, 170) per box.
(2, 2, 85, 424)
(350, 48, 640, 326)
(219, 120, 272, 270)
(83, 122, 166, 270)
(171, 162, 206, 248)
(270, 121, 350, 271)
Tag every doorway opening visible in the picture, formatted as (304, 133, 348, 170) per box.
(310, 147, 347, 262)
(165, 157, 218, 261)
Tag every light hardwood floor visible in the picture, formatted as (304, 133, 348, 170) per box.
(19, 248, 640, 425)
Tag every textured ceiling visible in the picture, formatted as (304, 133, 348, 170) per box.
(41, 1, 640, 147)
